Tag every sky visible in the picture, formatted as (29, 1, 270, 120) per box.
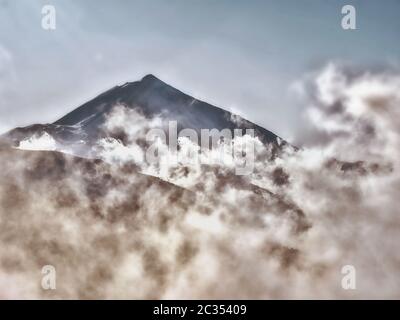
(0, 0, 399, 141)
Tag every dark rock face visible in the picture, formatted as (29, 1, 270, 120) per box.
(4, 75, 283, 148)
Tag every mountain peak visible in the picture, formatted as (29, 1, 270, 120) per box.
(5, 75, 284, 149)
(139, 74, 169, 87)
(141, 74, 159, 82)
(120, 74, 164, 89)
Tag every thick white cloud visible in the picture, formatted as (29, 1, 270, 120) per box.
(18, 132, 58, 151)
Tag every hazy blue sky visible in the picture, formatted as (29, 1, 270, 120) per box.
(0, 0, 399, 140)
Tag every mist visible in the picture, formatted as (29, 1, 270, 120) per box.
(1, 64, 399, 299)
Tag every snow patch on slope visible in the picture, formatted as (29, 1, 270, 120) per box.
(17, 132, 58, 151)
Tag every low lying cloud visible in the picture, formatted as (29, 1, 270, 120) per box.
(1, 64, 400, 299)
(17, 132, 58, 151)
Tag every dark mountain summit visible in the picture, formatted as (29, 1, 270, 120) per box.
(4, 75, 284, 149)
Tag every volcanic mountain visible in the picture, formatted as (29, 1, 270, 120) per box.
(0, 76, 313, 299)
(3, 74, 284, 153)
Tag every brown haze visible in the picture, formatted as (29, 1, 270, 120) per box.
(0, 65, 400, 299)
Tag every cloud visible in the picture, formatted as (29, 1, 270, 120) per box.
(2, 64, 400, 299)
(17, 132, 58, 151)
